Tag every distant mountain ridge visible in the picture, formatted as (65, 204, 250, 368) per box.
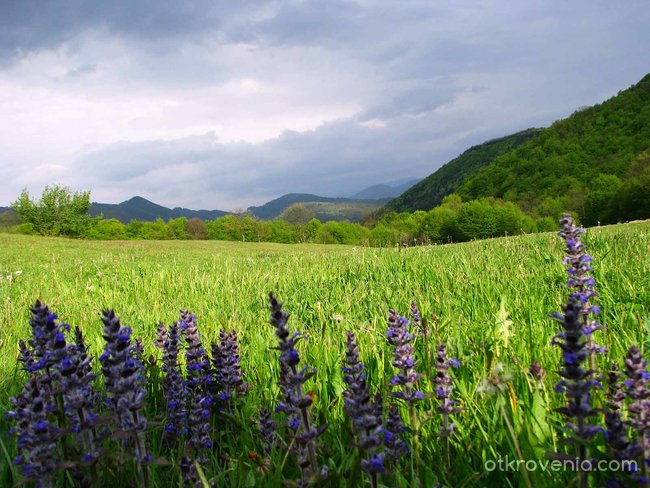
(89, 196, 227, 223)
(351, 178, 421, 200)
(247, 193, 389, 220)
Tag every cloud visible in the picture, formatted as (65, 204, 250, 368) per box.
(0, 0, 649, 209)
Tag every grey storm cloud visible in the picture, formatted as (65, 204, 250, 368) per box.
(0, 1, 252, 56)
(0, 0, 649, 209)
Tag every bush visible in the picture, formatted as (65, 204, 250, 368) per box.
(11, 185, 92, 237)
(86, 219, 128, 240)
(8, 222, 35, 235)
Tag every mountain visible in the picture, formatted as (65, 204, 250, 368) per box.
(351, 178, 421, 200)
(455, 73, 650, 224)
(382, 73, 650, 225)
(0, 207, 19, 230)
(383, 128, 541, 213)
(248, 193, 388, 221)
(89, 196, 227, 223)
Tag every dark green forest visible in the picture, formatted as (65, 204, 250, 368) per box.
(456, 74, 650, 225)
(383, 128, 541, 213)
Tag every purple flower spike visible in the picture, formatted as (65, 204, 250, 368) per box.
(433, 344, 463, 438)
(342, 332, 383, 485)
(387, 310, 423, 404)
(409, 302, 420, 324)
(258, 408, 277, 455)
(558, 214, 605, 358)
(269, 293, 327, 486)
(27, 300, 71, 387)
(180, 311, 213, 455)
(384, 406, 409, 463)
(155, 321, 187, 438)
(212, 329, 247, 411)
(7, 377, 59, 487)
(623, 346, 650, 469)
(99, 309, 149, 470)
(551, 297, 601, 486)
(59, 327, 102, 463)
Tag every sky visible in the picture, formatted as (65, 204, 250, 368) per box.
(0, 1, 648, 211)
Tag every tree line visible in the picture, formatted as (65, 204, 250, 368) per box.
(4, 186, 562, 246)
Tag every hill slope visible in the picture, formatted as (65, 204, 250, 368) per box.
(248, 193, 388, 221)
(384, 128, 541, 213)
(351, 178, 420, 200)
(90, 196, 227, 223)
(455, 74, 650, 224)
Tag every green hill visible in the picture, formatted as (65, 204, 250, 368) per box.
(248, 193, 388, 221)
(384, 128, 541, 213)
(382, 73, 650, 226)
(455, 74, 650, 224)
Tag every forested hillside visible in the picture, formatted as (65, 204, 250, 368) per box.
(380, 74, 650, 226)
(456, 74, 650, 224)
(385, 128, 541, 213)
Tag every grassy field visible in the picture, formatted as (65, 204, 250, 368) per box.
(0, 223, 649, 487)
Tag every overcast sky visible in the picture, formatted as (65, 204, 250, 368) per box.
(1, 0, 648, 210)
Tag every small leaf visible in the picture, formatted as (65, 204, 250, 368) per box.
(494, 296, 513, 357)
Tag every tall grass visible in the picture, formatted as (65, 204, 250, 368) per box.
(0, 223, 648, 487)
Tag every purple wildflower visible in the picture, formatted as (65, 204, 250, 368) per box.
(180, 455, 201, 488)
(624, 346, 650, 477)
(601, 362, 641, 486)
(25, 301, 72, 402)
(18, 339, 37, 375)
(258, 408, 277, 455)
(433, 344, 462, 438)
(7, 377, 59, 488)
(387, 311, 424, 404)
(99, 309, 150, 474)
(409, 302, 420, 324)
(558, 214, 605, 358)
(269, 293, 327, 486)
(212, 329, 247, 410)
(58, 327, 102, 463)
(342, 332, 384, 485)
(155, 321, 188, 438)
(383, 406, 409, 464)
(180, 311, 213, 453)
(154, 322, 167, 349)
(551, 297, 601, 487)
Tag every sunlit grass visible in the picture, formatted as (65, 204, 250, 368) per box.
(0, 223, 648, 486)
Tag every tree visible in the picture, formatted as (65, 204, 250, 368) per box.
(87, 218, 128, 240)
(584, 174, 622, 225)
(186, 217, 208, 240)
(167, 217, 190, 239)
(270, 219, 298, 243)
(11, 185, 92, 237)
(280, 203, 315, 225)
(140, 218, 170, 240)
(306, 218, 322, 242)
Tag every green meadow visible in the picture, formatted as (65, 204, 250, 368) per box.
(0, 223, 649, 487)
